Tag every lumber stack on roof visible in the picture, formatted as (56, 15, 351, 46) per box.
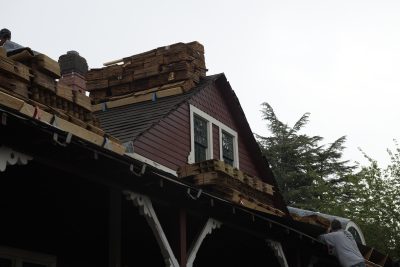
(0, 46, 117, 148)
(177, 159, 285, 217)
(290, 212, 331, 228)
(86, 41, 207, 104)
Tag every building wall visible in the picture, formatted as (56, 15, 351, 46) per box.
(188, 82, 261, 178)
(133, 82, 263, 179)
(133, 103, 191, 170)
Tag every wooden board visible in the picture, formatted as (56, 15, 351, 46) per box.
(92, 86, 184, 111)
(205, 184, 285, 217)
(0, 74, 29, 98)
(12, 100, 125, 155)
(73, 91, 92, 111)
(31, 69, 56, 92)
(0, 56, 31, 81)
(56, 83, 74, 101)
(178, 159, 274, 195)
(0, 88, 25, 110)
(32, 54, 61, 78)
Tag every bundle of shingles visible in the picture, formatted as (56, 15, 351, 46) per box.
(177, 159, 286, 217)
(0, 47, 99, 130)
(86, 41, 207, 104)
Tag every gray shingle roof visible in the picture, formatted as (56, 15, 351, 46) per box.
(95, 75, 221, 143)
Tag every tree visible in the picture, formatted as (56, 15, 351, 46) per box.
(336, 145, 400, 259)
(256, 103, 355, 210)
(256, 102, 400, 258)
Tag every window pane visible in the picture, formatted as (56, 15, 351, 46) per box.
(195, 143, 207, 162)
(194, 116, 208, 162)
(222, 131, 234, 165)
(194, 116, 208, 146)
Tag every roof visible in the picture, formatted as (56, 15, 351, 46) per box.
(94, 74, 221, 143)
(288, 206, 366, 245)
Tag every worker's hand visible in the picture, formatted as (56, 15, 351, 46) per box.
(326, 226, 331, 233)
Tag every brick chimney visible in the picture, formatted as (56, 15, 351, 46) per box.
(58, 50, 88, 93)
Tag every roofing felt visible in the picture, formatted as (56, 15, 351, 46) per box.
(95, 74, 222, 143)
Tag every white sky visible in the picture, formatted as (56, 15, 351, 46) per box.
(5, 0, 400, 167)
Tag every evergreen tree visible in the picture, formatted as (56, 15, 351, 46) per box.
(256, 102, 355, 210)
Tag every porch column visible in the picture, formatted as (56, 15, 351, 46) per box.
(109, 188, 121, 267)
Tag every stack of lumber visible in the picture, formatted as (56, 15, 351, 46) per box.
(177, 159, 285, 217)
(290, 213, 331, 228)
(0, 89, 125, 155)
(0, 47, 99, 129)
(86, 41, 207, 103)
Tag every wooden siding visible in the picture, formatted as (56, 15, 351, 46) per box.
(133, 103, 191, 171)
(133, 81, 264, 179)
(188, 84, 262, 178)
(212, 124, 220, 160)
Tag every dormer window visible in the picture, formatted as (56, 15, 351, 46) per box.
(189, 105, 239, 168)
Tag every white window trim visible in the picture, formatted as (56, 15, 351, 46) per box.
(188, 105, 239, 168)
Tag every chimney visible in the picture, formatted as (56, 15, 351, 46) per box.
(58, 50, 88, 93)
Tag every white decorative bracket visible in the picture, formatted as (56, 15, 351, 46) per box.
(0, 146, 33, 172)
(125, 191, 180, 267)
(266, 239, 289, 267)
(186, 218, 222, 267)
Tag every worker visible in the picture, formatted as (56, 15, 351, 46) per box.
(0, 28, 29, 53)
(0, 28, 11, 46)
(319, 219, 366, 267)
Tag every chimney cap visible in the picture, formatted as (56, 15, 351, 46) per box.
(67, 50, 79, 55)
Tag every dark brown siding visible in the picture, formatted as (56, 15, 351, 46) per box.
(132, 81, 263, 179)
(132, 103, 191, 170)
(212, 124, 220, 160)
(189, 84, 261, 178)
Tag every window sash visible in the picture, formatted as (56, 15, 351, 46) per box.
(194, 116, 208, 162)
(222, 131, 234, 165)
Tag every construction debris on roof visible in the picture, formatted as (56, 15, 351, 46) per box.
(86, 41, 207, 107)
(178, 159, 286, 217)
(0, 46, 125, 155)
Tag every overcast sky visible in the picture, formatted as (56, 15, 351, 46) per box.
(5, 0, 400, 167)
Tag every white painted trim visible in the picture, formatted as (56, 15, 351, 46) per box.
(125, 152, 177, 176)
(188, 105, 239, 168)
(266, 240, 289, 267)
(0, 146, 33, 172)
(188, 105, 213, 163)
(126, 191, 180, 267)
(186, 218, 222, 267)
(345, 221, 366, 245)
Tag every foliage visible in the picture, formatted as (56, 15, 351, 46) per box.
(256, 102, 355, 210)
(337, 146, 400, 259)
(256, 102, 400, 259)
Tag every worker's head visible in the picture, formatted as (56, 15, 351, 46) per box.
(0, 28, 11, 40)
(331, 219, 342, 231)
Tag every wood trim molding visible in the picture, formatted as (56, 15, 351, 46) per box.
(188, 104, 238, 168)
